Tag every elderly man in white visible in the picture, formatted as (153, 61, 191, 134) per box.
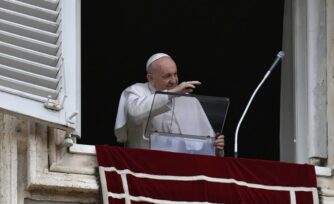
(114, 53, 225, 156)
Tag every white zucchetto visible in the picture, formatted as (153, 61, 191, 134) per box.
(146, 53, 170, 71)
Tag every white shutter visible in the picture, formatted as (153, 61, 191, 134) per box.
(0, 0, 81, 136)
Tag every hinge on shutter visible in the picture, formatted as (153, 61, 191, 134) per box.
(44, 95, 62, 111)
(66, 111, 78, 124)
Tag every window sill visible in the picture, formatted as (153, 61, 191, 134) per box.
(71, 144, 333, 177)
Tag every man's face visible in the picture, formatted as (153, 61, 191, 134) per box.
(147, 57, 179, 91)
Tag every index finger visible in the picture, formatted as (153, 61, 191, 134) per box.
(186, 81, 201, 85)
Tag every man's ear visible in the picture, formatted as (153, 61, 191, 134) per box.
(146, 73, 153, 82)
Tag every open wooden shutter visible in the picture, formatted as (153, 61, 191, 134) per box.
(0, 0, 81, 136)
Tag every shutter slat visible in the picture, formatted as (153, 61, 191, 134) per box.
(0, 19, 59, 44)
(0, 7, 59, 33)
(0, 53, 59, 78)
(0, 30, 58, 55)
(0, 75, 58, 99)
(0, 41, 59, 66)
(0, 0, 59, 22)
(17, 0, 59, 11)
(0, 64, 59, 89)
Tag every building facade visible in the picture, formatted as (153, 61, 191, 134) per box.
(0, 0, 333, 203)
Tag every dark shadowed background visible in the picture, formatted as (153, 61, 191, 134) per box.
(81, 0, 285, 160)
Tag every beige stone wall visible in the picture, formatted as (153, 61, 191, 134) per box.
(0, 113, 100, 204)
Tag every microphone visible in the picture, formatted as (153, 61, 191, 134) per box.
(268, 51, 285, 72)
(234, 51, 285, 158)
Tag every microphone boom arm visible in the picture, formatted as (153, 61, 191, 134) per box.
(234, 51, 285, 158)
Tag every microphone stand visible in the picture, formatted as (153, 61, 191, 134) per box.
(234, 51, 285, 158)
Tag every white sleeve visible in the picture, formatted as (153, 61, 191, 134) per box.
(127, 91, 171, 125)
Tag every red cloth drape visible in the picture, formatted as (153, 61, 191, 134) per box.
(96, 145, 318, 204)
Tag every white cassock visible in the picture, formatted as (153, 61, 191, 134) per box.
(114, 82, 215, 150)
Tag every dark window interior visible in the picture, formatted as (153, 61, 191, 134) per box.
(81, 0, 285, 161)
